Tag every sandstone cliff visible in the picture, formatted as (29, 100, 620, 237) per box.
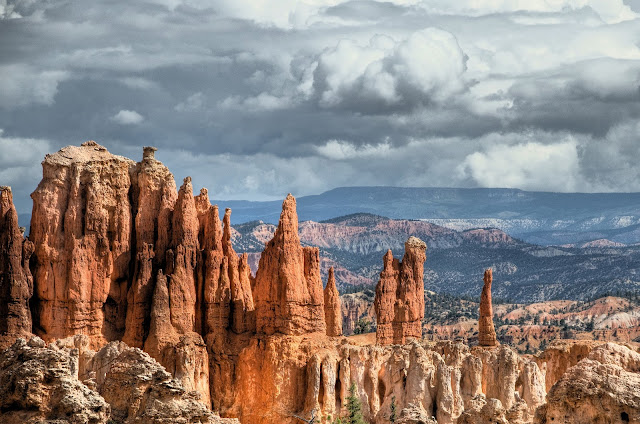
(375, 237, 427, 345)
(536, 342, 640, 423)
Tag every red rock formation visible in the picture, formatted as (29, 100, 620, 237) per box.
(478, 268, 498, 347)
(374, 236, 427, 345)
(123, 146, 177, 348)
(225, 209, 256, 335)
(0, 186, 34, 344)
(254, 194, 326, 335)
(144, 178, 211, 406)
(324, 267, 342, 337)
(30, 141, 135, 348)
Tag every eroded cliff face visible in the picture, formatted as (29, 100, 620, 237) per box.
(375, 237, 427, 345)
(30, 141, 135, 348)
(0, 336, 236, 424)
(0, 186, 34, 345)
(536, 342, 640, 424)
(225, 335, 549, 424)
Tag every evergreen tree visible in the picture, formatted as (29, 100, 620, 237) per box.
(345, 383, 366, 424)
(389, 395, 397, 423)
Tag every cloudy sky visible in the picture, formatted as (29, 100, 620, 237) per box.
(2, 0, 640, 213)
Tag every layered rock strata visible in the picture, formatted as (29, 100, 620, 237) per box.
(479, 268, 498, 347)
(324, 267, 342, 336)
(0, 186, 34, 344)
(253, 194, 326, 335)
(375, 236, 427, 345)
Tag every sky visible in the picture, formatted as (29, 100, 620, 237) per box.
(1, 0, 640, 213)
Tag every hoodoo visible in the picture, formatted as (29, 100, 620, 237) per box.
(374, 236, 427, 345)
(479, 268, 498, 347)
(324, 267, 342, 337)
(253, 193, 326, 335)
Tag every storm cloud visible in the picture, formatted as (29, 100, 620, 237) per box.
(1, 0, 640, 214)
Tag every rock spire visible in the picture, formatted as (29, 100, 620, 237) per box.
(324, 267, 342, 337)
(478, 268, 498, 347)
(374, 236, 426, 345)
(0, 186, 34, 344)
(253, 194, 326, 335)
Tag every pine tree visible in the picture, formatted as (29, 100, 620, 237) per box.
(345, 383, 366, 424)
(389, 395, 397, 423)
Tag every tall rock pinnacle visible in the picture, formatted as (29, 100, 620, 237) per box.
(324, 267, 342, 337)
(253, 194, 326, 335)
(478, 268, 498, 347)
(374, 236, 426, 345)
(0, 186, 34, 344)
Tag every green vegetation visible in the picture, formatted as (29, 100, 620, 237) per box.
(353, 318, 374, 335)
(345, 383, 366, 424)
(389, 395, 397, 423)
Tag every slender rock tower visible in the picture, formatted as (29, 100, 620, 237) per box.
(478, 268, 498, 347)
(324, 267, 342, 337)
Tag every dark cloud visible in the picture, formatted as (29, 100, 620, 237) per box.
(1, 0, 640, 213)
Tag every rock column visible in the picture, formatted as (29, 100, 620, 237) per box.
(374, 236, 427, 345)
(324, 267, 342, 337)
(478, 268, 498, 347)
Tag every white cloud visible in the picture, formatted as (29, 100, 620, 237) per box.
(311, 28, 468, 109)
(0, 130, 52, 212)
(175, 92, 205, 112)
(458, 138, 581, 192)
(416, 0, 637, 24)
(111, 109, 144, 125)
(315, 139, 392, 160)
(0, 65, 68, 109)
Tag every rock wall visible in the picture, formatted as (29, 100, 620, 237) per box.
(375, 236, 427, 345)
